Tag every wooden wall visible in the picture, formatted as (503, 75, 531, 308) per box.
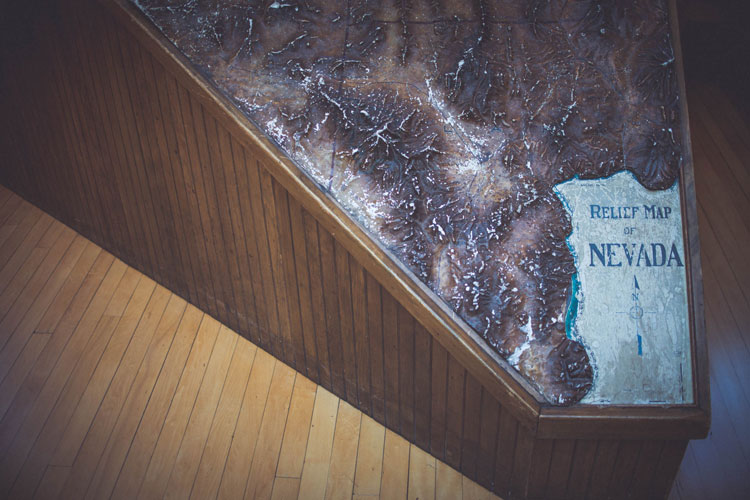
(0, 1, 691, 498)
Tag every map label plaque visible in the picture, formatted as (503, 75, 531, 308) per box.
(555, 172, 692, 404)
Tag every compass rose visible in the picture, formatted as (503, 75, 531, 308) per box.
(617, 275, 656, 355)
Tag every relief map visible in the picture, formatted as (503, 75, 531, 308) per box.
(133, 0, 692, 405)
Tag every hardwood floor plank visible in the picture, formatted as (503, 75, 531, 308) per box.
(216, 348, 276, 500)
(270, 477, 301, 500)
(408, 444, 436, 500)
(463, 476, 490, 500)
(0, 191, 23, 228)
(0, 221, 19, 251)
(0, 334, 49, 420)
(0, 219, 66, 325)
(3, 266, 141, 499)
(436, 460, 463, 500)
(93, 304, 202, 500)
(379, 429, 410, 500)
(134, 316, 224, 500)
(690, 97, 750, 206)
(34, 465, 71, 500)
(243, 362, 296, 500)
(697, 207, 750, 404)
(189, 337, 257, 500)
(276, 375, 317, 479)
(297, 388, 339, 500)
(49, 277, 160, 467)
(162, 325, 239, 500)
(0, 207, 45, 289)
(0, 238, 98, 408)
(324, 401, 361, 500)
(75, 294, 187, 499)
(59, 288, 179, 499)
(0, 253, 118, 459)
(110, 310, 215, 500)
(353, 414, 385, 497)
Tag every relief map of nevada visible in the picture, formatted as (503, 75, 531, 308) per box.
(133, 0, 692, 405)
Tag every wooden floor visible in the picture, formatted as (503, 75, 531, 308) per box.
(665, 84, 750, 499)
(0, 185, 500, 500)
(669, 1, 750, 498)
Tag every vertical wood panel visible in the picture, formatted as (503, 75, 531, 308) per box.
(444, 354, 465, 470)
(303, 213, 332, 391)
(244, 156, 283, 356)
(430, 340, 448, 460)
(67, 8, 128, 254)
(273, 180, 307, 372)
(132, 41, 185, 293)
(219, 130, 260, 343)
(165, 75, 217, 316)
(413, 323, 432, 451)
(119, 29, 173, 281)
(461, 373, 482, 480)
(366, 272, 385, 423)
(509, 423, 535, 499)
(350, 258, 372, 414)
(398, 304, 415, 442)
(318, 227, 346, 397)
(651, 440, 688, 499)
(545, 440, 575, 499)
(526, 439, 553, 499)
(260, 171, 294, 367)
(335, 240, 358, 405)
(607, 440, 643, 498)
(206, 116, 249, 335)
(628, 440, 665, 499)
(564, 440, 597, 500)
(586, 441, 620, 499)
(288, 196, 321, 381)
(476, 388, 500, 489)
(382, 290, 400, 432)
(149, 57, 200, 306)
(235, 145, 273, 348)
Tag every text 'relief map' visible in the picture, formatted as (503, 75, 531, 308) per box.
(555, 172, 692, 404)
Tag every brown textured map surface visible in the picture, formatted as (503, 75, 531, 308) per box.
(133, 0, 684, 405)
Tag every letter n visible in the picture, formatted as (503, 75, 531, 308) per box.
(589, 244, 606, 267)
